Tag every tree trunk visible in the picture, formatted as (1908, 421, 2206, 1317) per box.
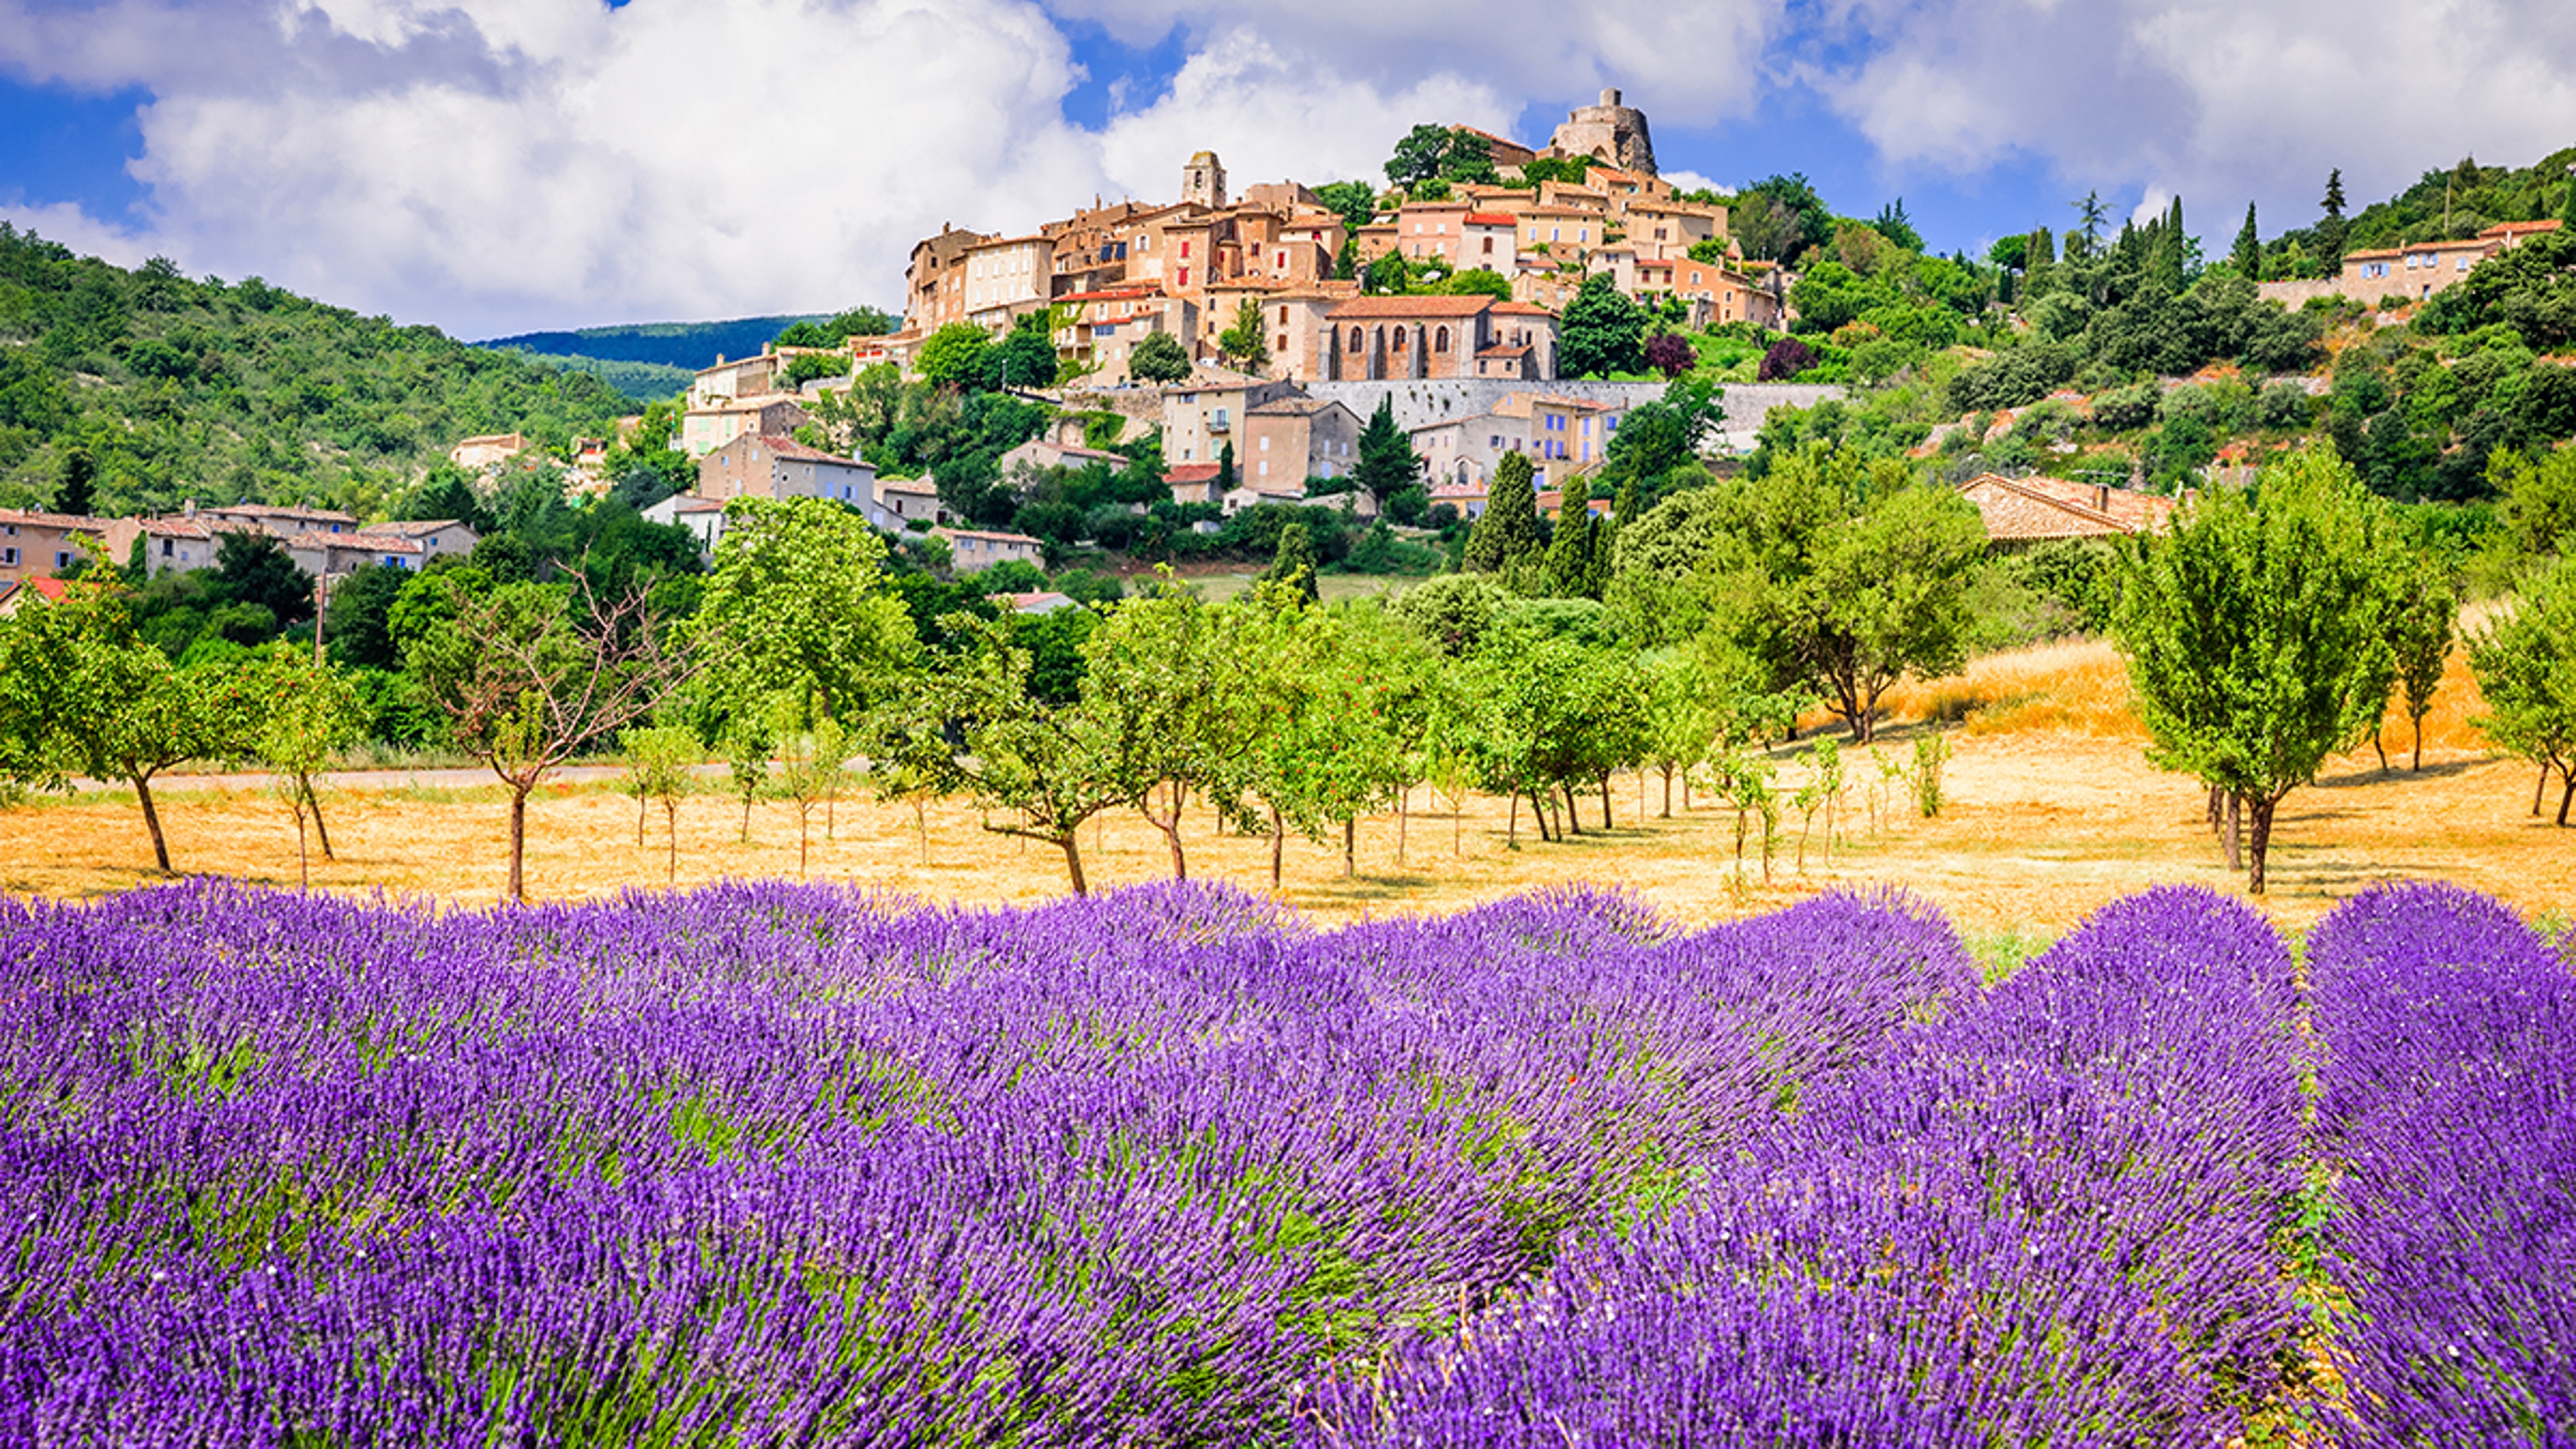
(1342, 817, 1356, 878)
(1660, 767, 1674, 818)
(2372, 731, 2388, 775)
(2207, 784, 2224, 840)
(1144, 790, 1189, 881)
(664, 801, 680, 887)
(913, 800, 929, 865)
(1396, 786, 1408, 869)
(1507, 792, 1519, 848)
(1562, 784, 1582, 836)
(292, 800, 309, 893)
(2412, 715, 2425, 773)
(303, 778, 335, 861)
(2246, 794, 2279, 895)
(1060, 832, 1089, 895)
(133, 773, 172, 875)
(2223, 792, 2243, 874)
(2536, 762, 2551, 817)
(1599, 773, 1613, 829)
(506, 786, 530, 903)
(741, 794, 753, 842)
(2559, 769, 2574, 828)
(637, 792, 648, 849)
(798, 807, 810, 879)
(1269, 806, 1286, 890)
(826, 784, 837, 841)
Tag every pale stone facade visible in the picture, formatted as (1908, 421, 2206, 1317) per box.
(1243, 396, 1362, 486)
(697, 433, 878, 506)
(680, 396, 811, 458)
(0, 509, 107, 581)
(1547, 87, 1658, 175)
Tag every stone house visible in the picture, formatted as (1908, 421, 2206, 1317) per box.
(1222, 484, 1309, 516)
(961, 233, 1057, 332)
(0, 509, 108, 581)
(286, 531, 423, 578)
(99, 517, 225, 577)
(199, 502, 360, 539)
(679, 396, 811, 458)
(874, 477, 941, 527)
(1055, 286, 1198, 386)
(1000, 437, 1132, 476)
(1411, 392, 1622, 494)
(353, 518, 478, 561)
(1161, 370, 1305, 465)
(934, 527, 1046, 570)
(1243, 397, 1362, 487)
(1165, 463, 1226, 508)
(447, 433, 527, 470)
(696, 433, 878, 506)
(643, 494, 729, 557)
(904, 225, 994, 335)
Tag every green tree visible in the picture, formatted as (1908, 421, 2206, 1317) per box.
(2233, 203, 2263, 280)
(1462, 453, 1544, 574)
(2388, 553, 2459, 772)
(1385, 123, 1454, 188)
(1790, 482, 1988, 742)
(899, 613, 1140, 894)
(1216, 298, 1271, 374)
(1350, 396, 1422, 505)
(2112, 445, 2403, 892)
(1313, 180, 1379, 237)
(2320, 168, 2350, 265)
(618, 723, 699, 885)
(0, 589, 241, 875)
(987, 313, 1060, 391)
(770, 700, 848, 877)
(2470, 554, 2576, 824)
(404, 579, 698, 902)
(1262, 523, 1322, 604)
(916, 324, 994, 391)
(693, 496, 916, 725)
(1557, 274, 1648, 378)
(2492, 446, 2576, 562)
(1130, 330, 1193, 385)
(56, 445, 95, 517)
(1079, 580, 1264, 879)
(239, 646, 364, 883)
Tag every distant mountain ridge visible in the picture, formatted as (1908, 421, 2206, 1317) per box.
(472, 315, 827, 372)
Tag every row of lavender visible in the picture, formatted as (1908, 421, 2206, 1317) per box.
(2309, 883, 2576, 1446)
(1314, 885, 2311, 1446)
(0, 880, 1974, 1443)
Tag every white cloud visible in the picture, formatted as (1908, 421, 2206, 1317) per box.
(1813, 0, 2576, 234)
(1043, 0, 1790, 132)
(0, 0, 1111, 335)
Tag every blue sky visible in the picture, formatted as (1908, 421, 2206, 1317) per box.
(3, 0, 2570, 337)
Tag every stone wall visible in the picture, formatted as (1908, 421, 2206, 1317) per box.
(1303, 379, 1844, 435)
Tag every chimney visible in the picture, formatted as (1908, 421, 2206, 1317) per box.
(2096, 484, 2111, 514)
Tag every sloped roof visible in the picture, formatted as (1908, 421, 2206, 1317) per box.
(1959, 473, 2178, 542)
(1326, 295, 1497, 319)
(755, 434, 871, 468)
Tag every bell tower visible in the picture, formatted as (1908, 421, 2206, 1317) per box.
(1183, 151, 1228, 209)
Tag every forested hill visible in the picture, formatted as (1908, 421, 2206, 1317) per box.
(473, 315, 825, 370)
(0, 225, 634, 521)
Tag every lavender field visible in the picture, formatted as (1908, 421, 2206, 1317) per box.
(0, 879, 2563, 1445)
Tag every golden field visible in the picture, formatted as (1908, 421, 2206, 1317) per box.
(5, 638, 2567, 943)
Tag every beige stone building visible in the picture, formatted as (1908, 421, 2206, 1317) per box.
(1161, 370, 1305, 466)
(1315, 296, 1558, 382)
(447, 433, 527, 470)
(99, 516, 226, 577)
(0, 508, 107, 581)
(697, 433, 878, 506)
(934, 527, 1046, 570)
(904, 225, 994, 335)
(1243, 396, 1363, 488)
(1054, 286, 1197, 388)
(1959, 473, 2177, 545)
(199, 502, 361, 539)
(680, 396, 811, 458)
(1546, 88, 1658, 174)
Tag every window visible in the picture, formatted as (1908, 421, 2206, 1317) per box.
(161, 539, 174, 557)
(1, 547, 13, 566)
(1181, 240, 1192, 258)
(1178, 268, 1189, 288)
(1260, 436, 1271, 451)
(1435, 327, 1451, 352)
(1392, 330, 1407, 352)
(1349, 327, 1364, 351)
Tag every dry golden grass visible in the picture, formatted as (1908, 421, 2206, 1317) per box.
(7, 649, 2566, 945)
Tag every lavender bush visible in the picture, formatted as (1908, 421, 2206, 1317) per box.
(2309, 881, 2575, 1446)
(0, 880, 1973, 1443)
(1319, 885, 2308, 1446)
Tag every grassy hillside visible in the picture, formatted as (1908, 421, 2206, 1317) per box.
(474, 315, 825, 372)
(0, 225, 633, 520)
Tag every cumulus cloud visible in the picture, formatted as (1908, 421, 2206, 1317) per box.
(1811, 0, 2576, 230)
(1, 0, 1110, 335)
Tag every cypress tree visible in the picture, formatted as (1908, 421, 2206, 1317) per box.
(1581, 516, 1616, 600)
(1216, 440, 1237, 495)
(2563, 174, 2576, 228)
(56, 447, 95, 518)
(1464, 452, 1541, 573)
(2161, 196, 2188, 289)
(1351, 396, 1420, 503)
(1543, 502, 1590, 596)
(2233, 203, 2262, 280)
(1262, 522, 1320, 604)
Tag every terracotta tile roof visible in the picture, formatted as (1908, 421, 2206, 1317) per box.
(877, 478, 938, 494)
(1164, 464, 1224, 484)
(1959, 473, 2178, 542)
(1059, 286, 1161, 303)
(755, 434, 870, 467)
(1247, 397, 1345, 418)
(1326, 295, 1498, 319)
(1491, 302, 1557, 317)
(361, 519, 467, 537)
(1464, 213, 1519, 227)
(2481, 219, 2563, 238)
(0, 507, 104, 530)
(932, 526, 1043, 545)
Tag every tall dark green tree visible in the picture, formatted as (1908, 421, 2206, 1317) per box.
(1544, 506, 1594, 597)
(1350, 396, 1421, 504)
(1464, 453, 1543, 573)
(2233, 203, 2263, 280)
(56, 447, 95, 517)
(2320, 168, 2351, 266)
(1557, 274, 1648, 379)
(1216, 441, 1238, 496)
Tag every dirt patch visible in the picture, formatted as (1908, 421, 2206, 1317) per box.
(7, 641, 2564, 937)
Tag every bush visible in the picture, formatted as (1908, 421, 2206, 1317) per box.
(2090, 382, 2161, 433)
(2254, 382, 2314, 432)
(1758, 337, 1815, 381)
(1946, 341, 2078, 413)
